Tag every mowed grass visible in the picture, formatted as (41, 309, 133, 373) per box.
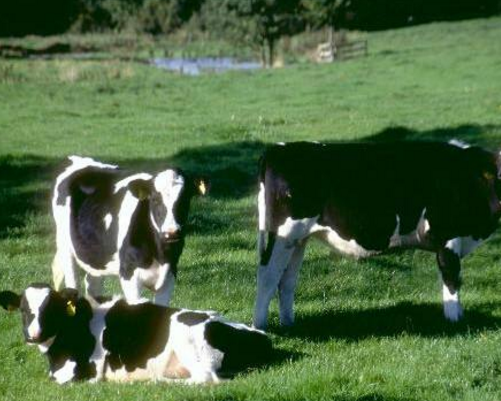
(1, 16, 501, 401)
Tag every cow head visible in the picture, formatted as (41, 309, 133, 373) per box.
(0, 284, 79, 344)
(128, 169, 208, 244)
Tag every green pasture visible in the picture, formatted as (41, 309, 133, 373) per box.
(1, 16, 501, 401)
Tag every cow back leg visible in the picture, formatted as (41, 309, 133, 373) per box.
(254, 234, 297, 330)
(437, 241, 463, 322)
(278, 241, 307, 327)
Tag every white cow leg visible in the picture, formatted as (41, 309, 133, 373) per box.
(437, 242, 463, 322)
(154, 266, 175, 306)
(52, 247, 78, 290)
(85, 274, 104, 300)
(253, 236, 296, 330)
(120, 270, 143, 304)
(278, 241, 307, 327)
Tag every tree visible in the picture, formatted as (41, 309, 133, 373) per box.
(201, 0, 304, 67)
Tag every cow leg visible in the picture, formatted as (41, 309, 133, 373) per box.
(84, 274, 104, 300)
(119, 270, 143, 304)
(254, 235, 297, 330)
(154, 265, 175, 306)
(52, 246, 77, 290)
(437, 241, 463, 322)
(52, 202, 78, 290)
(278, 241, 307, 327)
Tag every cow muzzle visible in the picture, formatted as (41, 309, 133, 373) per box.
(161, 229, 182, 243)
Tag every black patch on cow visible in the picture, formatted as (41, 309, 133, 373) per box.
(204, 322, 272, 376)
(260, 231, 276, 266)
(436, 248, 462, 293)
(103, 300, 179, 372)
(260, 141, 501, 251)
(44, 296, 97, 381)
(119, 199, 157, 280)
(63, 167, 123, 269)
(177, 311, 210, 326)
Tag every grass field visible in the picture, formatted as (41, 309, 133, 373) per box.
(1, 16, 501, 401)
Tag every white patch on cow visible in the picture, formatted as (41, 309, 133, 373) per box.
(114, 173, 153, 193)
(52, 360, 77, 384)
(257, 182, 267, 257)
(448, 139, 470, 149)
(104, 213, 113, 230)
(25, 287, 51, 340)
(152, 170, 185, 237)
(278, 217, 318, 244)
(459, 236, 482, 257)
(446, 236, 482, 258)
(446, 238, 462, 255)
(442, 284, 463, 322)
(170, 312, 223, 384)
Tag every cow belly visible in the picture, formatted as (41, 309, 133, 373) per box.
(73, 252, 120, 277)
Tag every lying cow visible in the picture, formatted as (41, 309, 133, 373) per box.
(254, 141, 501, 329)
(0, 284, 271, 384)
(52, 156, 207, 305)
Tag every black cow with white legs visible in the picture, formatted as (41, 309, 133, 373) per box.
(52, 156, 207, 305)
(254, 141, 501, 329)
(0, 284, 271, 384)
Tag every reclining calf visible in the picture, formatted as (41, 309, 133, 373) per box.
(0, 284, 271, 384)
(52, 156, 207, 305)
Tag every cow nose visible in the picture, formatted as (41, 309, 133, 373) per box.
(162, 229, 181, 242)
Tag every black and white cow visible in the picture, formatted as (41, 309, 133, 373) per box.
(52, 156, 207, 305)
(254, 141, 501, 329)
(0, 284, 271, 384)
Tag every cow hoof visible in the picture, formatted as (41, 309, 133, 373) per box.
(443, 301, 463, 322)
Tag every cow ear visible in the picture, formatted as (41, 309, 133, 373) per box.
(193, 177, 210, 196)
(128, 179, 154, 200)
(0, 291, 21, 312)
(59, 288, 79, 317)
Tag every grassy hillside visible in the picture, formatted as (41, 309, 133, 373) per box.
(0, 16, 501, 401)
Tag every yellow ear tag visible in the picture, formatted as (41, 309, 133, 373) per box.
(66, 301, 76, 317)
(198, 181, 207, 195)
(484, 171, 495, 180)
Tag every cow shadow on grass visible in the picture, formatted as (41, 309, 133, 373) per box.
(365, 123, 501, 148)
(0, 154, 59, 239)
(278, 302, 501, 343)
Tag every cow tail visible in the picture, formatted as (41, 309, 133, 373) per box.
(257, 155, 267, 262)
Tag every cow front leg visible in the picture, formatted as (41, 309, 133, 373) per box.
(119, 269, 143, 304)
(437, 243, 463, 322)
(154, 264, 175, 306)
(278, 241, 307, 327)
(254, 235, 297, 330)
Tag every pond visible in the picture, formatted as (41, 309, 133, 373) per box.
(151, 57, 262, 75)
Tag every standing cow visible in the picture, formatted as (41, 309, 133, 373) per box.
(52, 156, 207, 305)
(254, 141, 501, 329)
